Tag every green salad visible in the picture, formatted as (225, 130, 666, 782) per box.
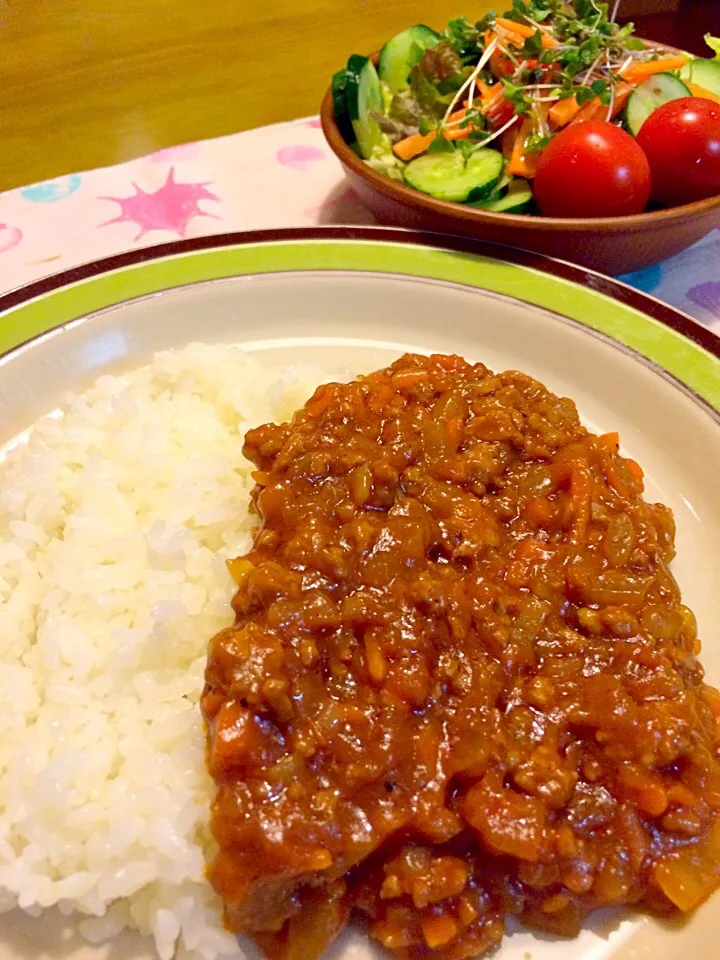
(331, 1, 720, 217)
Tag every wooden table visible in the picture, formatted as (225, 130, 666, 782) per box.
(0, 0, 711, 193)
(0, 0, 495, 192)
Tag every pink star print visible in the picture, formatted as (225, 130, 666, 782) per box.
(100, 167, 220, 240)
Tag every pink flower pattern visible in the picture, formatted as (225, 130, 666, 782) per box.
(100, 168, 220, 240)
(0, 224, 22, 254)
(149, 143, 201, 163)
(276, 145, 326, 170)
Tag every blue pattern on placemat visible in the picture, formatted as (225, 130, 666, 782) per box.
(618, 263, 662, 296)
(20, 175, 82, 203)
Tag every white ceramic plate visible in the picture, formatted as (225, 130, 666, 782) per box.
(1, 227, 719, 960)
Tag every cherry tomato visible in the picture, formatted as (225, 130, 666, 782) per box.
(635, 97, 720, 207)
(534, 121, 651, 218)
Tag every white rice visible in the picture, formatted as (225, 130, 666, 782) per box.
(0, 344, 326, 960)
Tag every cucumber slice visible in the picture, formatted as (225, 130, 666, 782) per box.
(404, 149, 504, 203)
(483, 173, 513, 204)
(331, 69, 355, 144)
(679, 58, 720, 99)
(345, 55, 384, 159)
(465, 150, 505, 201)
(467, 179, 533, 213)
(378, 25, 442, 92)
(625, 72, 691, 136)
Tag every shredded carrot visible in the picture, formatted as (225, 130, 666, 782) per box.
(393, 104, 480, 160)
(507, 126, 526, 175)
(495, 17, 535, 37)
(494, 18, 557, 48)
(605, 460, 630, 498)
(435, 354, 466, 371)
(569, 97, 606, 125)
(603, 452, 644, 495)
(519, 536, 547, 561)
(477, 79, 493, 100)
(507, 118, 539, 178)
(445, 416, 464, 448)
(569, 461, 592, 543)
(505, 537, 547, 588)
(703, 685, 720, 717)
(444, 124, 476, 142)
(200, 690, 224, 721)
(626, 458, 645, 483)
(504, 560, 529, 589)
(598, 432, 620, 453)
(621, 55, 687, 83)
(638, 782, 669, 818)
(523, 496, 553, 527)
(306, 385, 335, 417)
(667, 783, 701, 807)
(482, 92, 508, 126)
(687, 82, 720, 104)
(392, 369, 429, 389)
(502, 122, 519, 158)
(393, 131, 436, 161)
(364, 633, 388, 683)
(447, 105, 476, 124)
(210, 700, 253, 770)
(549, 82, 632, 129)
(366, 382, 397, 414)
(549, 95, 582, 128)
(478, 81, 504, 111)
(619, 766, 668, 818)
(610, 82, 634, 118)
(486, 90, 507, 113)
(548, 459, 572, 488)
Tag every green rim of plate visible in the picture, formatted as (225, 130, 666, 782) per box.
(1, 236, 718, 411)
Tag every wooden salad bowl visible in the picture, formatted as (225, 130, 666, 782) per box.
(320, 45, 720, 275)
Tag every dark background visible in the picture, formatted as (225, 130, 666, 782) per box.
(622, 0, 720, 55)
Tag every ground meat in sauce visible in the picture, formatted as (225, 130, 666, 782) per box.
(200, 353, 720, 960)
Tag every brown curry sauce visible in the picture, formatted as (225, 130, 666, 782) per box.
(201, 354, 720, 959)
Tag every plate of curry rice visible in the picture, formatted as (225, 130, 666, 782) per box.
(0, 226, 719, 960)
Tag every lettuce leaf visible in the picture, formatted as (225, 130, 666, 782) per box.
(705, 34, 720, 59)
(365, 145, 406, 182)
